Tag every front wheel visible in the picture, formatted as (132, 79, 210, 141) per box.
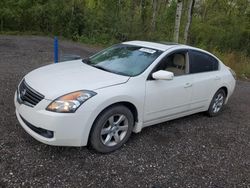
(207, 89, 226, 117)
(89, 105, 134, 153)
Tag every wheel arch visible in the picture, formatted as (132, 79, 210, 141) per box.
(87, 101, 139, 145)
(219, 86, 228, 97)
(98, 101, 138, 122)
(207, 85, 229, 111)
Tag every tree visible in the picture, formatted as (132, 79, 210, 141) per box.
(151, 0, 158, 32)
(174, 0, 183, 43)
(0, 0, 249, 55)
(141, 0, 147, 32)
(184, 0, 195, 44)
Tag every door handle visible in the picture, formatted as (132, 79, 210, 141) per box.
(184, 83, 192, 88)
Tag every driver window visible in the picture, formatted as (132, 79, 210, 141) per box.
(157, 52, 189, 76)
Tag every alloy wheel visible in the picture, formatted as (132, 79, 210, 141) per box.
(100, 114, 129, 147)
(212, 93, 224, 113)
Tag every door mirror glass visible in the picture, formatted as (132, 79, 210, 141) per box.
(152, 70, 174, 80)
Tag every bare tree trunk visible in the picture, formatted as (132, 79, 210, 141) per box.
(184, 0, 195, 44)
(141, 0, 146, 26)
(202, 0, 218, 21)
(129, 0, 136, 33)
(151, 0, 158, 32)
(174, 0, 183, 43)
(0, 18, 3, 31)
(164, 0, 170, 8)
(71, 0, 75, 23)
(141, 0, 147, 33)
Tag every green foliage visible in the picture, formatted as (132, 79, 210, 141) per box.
(190, 0, 250, 55)
(0, 0, 249, 78)
(213, 50, 250, 79)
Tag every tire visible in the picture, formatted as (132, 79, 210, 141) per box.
(89, 105, 134, 153)
(207, 89, 226, 117)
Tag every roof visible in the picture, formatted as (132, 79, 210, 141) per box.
(122, 41, 220, 61)
(122, 40, 180, 51)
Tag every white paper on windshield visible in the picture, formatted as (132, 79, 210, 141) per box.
(139, 48, 156, 54)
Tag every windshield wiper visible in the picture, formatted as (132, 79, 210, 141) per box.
(93, 65, 129, 76)
(82, 59, 112, 73)
(93, 65, 113, 73)
(82, 58, 91, 65)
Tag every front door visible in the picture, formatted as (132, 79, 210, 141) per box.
(144, 50, 193, 124)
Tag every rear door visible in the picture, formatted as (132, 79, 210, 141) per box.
(188, 50, 221, 110)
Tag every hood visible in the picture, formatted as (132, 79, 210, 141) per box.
(24, 60, 129, 99)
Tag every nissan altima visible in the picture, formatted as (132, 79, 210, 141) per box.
(14, 41, 236, 153)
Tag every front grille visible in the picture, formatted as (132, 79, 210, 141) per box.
(18, 80, 44, 107)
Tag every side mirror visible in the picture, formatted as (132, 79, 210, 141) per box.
(152, 70, 174, 80)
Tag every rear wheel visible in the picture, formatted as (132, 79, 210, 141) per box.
(89, 105, 134, 153)
(207, 89, 226, 117)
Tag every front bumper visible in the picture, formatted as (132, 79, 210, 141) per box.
(14, 91, 94, 147)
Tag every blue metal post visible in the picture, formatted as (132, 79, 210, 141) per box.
(54, 37, 58, 63)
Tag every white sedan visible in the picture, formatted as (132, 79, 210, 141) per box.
(14, 41, 236, 153)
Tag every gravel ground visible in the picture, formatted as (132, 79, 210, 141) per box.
(0, 35, 250, 188)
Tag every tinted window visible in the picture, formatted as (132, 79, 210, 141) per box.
(189, 50, 218, 73)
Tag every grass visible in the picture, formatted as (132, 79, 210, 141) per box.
(213, 50, 250, 80)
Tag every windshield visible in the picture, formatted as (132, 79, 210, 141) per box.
(86, 44, 163, 76)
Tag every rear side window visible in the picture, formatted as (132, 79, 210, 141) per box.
(189, 50, 219, 73)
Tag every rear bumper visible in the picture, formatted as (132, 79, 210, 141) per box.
(224, 77, 236, 104)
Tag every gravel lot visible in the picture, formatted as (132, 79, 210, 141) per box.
(0, 35, 249, 188)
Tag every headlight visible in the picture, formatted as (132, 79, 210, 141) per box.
(46, 90, 96, 113)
